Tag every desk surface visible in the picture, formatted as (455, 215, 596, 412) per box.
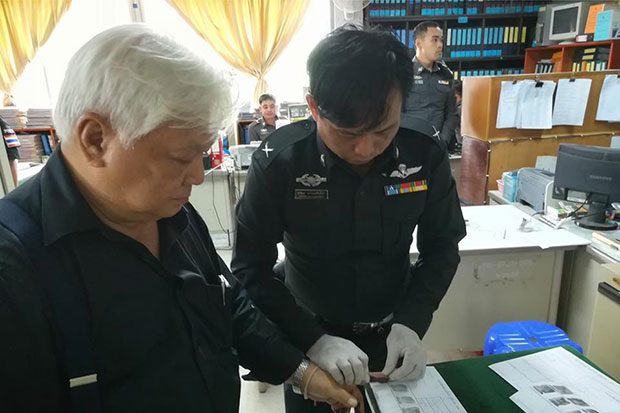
(432, 346, 611, 413)
(411, 205, 589, 256)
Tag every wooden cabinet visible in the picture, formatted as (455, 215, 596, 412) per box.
(459, 71, 620, 205)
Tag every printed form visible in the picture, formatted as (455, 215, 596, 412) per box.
(366, 367, 467, 413)
(489, 347, 620, 413)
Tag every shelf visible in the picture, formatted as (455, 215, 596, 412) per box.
(525, 39, 620, 53)
(443, 55, 525, 62)
(367, 12, 537, 23)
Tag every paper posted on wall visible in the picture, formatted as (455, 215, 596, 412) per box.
(365, 366, 467, 413)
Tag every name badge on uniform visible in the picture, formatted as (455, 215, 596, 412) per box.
(438, 80, 450, 85)
(295, 189, 329, 200)
(414, 75, 423, 80)
(384, 180, 427, 196)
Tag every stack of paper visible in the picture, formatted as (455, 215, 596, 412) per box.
(366, 367, 467, 413)
(596, 75, 620, 123)
(26, 108, 53, 127)
(496, 80, 556, 130)
(0, 107, 21, 129)
(490, 347, 620, 412)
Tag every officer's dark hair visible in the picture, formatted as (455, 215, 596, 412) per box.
(259, 94, 276, 104)
(454, 80, 462, 96)
(307, 25, 412, 131)
(413, 21, 442, 41)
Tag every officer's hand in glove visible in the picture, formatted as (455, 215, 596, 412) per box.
(381, 323, 427, 381)
(306, 334, 370, 385)
(302, 363, 362, 411)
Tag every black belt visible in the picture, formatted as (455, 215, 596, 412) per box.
(318, 313, 394, 335)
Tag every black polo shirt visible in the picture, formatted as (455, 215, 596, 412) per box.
(0, 148, 302, 412)
(232, 119, 466, 353)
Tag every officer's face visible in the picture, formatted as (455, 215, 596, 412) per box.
(259, 99, 277, 120)
(417, 27, 443, 62)
(309, 90, 402, 167)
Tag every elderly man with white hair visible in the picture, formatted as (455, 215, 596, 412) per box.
(0, 25, 360, 412)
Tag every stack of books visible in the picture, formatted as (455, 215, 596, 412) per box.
(455, 67, 523, 79)
(534, 59, 555, 73)
(572, 47, 610, 72)
(15, 134, 47, 163)
(26, 108, 53, 128)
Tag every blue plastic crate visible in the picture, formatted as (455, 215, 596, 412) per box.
(484, 320, 583, 356)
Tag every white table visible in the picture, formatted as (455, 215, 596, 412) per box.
(413, 205, 589, 351)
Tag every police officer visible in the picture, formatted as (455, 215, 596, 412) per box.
(232, 26, 466, 413)
(401, 21, 458, 149)
(248, 93, 278, 142)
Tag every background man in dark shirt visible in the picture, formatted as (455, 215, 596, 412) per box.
(401, 21, 458, 149)
(248, 93, 278, 142)
(233, 26, 466, 412)
(0, 25, 360, 413)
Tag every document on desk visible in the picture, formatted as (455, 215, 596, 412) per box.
(552, 78, 592, 126)
(596, 75, 620, 122)
(366, 367, 466, 413)
(489, 347, 620, 413)
(496, 81, 524, 129)
(516, 80, 556, 129)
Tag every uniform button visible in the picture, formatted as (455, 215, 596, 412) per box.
(359, 191, 365, 197)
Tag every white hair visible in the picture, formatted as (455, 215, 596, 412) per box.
(54, 24, 237, 146)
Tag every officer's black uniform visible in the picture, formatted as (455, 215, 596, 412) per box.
(0, 149, 304, 412)
(248, 116, 276, 142)
(401, 57, 458, 147)
(232, 119, 466, 411)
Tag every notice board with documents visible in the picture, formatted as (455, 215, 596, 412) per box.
(458, 71, 620, 205)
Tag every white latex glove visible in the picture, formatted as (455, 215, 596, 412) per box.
(382, 323, 427, 381)
(306, 334, 370, 386)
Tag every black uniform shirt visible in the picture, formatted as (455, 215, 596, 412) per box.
(401, 57, 458, 146)
(0, 149, 302, 412)
(248, 116, 277, 142)
(232, 119, 466, 352)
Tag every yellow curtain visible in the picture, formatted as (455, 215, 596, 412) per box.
(0, 0, 71, 94)
(167, 0, 310, 103)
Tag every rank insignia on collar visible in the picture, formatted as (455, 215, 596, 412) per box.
(383, 163, 422, 179)
(384, 180, 428, 196)
(296, 173, 327, 187)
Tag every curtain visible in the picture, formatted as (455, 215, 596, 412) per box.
(167, 0, 310, 103)
(0, 0, 72, 94)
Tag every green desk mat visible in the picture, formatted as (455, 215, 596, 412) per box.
(433, 346, 614, 413)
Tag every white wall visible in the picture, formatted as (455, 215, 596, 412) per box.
(9, 0, 331, 111)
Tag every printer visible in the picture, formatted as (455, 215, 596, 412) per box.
(229, 143, 260, 170)
(516, 168, 554, 212)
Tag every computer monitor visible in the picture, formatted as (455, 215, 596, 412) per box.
(552, 144, 620, 231)
(548, 2, 588, 43)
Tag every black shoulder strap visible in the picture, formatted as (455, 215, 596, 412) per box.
(0, 199, 101, 412)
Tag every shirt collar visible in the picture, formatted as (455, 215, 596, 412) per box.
(413, 56, 440, 74)
(40, 146, 188, 247)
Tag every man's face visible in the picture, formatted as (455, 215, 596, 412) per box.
(309, 89, 402, 167)
(98, 126, 210, 221)
(416, 27, 443, 62)
(259, 99, 276, 120)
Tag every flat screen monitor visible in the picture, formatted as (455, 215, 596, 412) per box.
(549, 2, 585, 42)
(552, 144, 620, 230)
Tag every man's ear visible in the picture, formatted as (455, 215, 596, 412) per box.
(74, 113, 116, 167)
(306, 94, 320, 121)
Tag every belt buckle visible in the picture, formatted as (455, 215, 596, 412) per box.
(352, 321, 377, 335)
